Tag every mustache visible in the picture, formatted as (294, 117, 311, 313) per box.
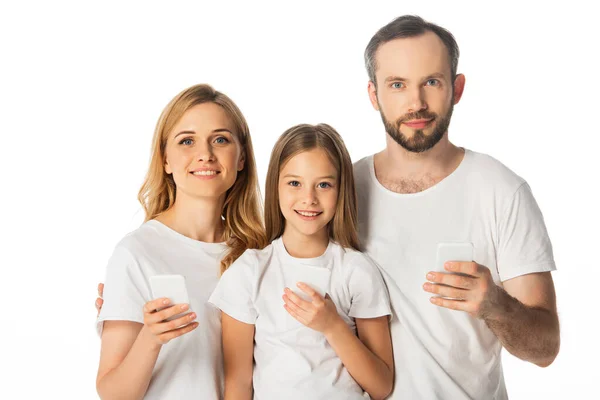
(396, 111, 437, 125)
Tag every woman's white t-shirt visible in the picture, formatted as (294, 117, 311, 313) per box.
(96, 220, 227, 400)
(209, 238, 391, 400)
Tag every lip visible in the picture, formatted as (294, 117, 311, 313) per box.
(189, 168, 221, 180)
(294, 210, 323, 221)
(402, 119, 433, 129)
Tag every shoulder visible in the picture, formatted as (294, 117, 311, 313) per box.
(333, 244, 380, 275)
(223, 242, 276, 276)
(353, 155, 373, 182)
(464, 149, 526, 193)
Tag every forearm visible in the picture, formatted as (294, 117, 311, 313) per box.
(483, 288, 560, 367)
(224, 381, 252, 400)
(97, 327, 162, 400)
(325, 320, 393, 400)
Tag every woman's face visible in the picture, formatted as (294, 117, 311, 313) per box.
(164, 102, 244, 202)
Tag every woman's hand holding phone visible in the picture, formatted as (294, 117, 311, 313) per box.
(142, 298, 199, 346)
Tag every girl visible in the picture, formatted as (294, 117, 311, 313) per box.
(209, 124, 394, 400)
(95, 84, 267, 399)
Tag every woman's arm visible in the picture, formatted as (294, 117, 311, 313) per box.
(96, 299, 199, 400)
(283, 284, 394, 400)
(222, 312, 255, 400)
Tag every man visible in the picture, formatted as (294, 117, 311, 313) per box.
(353, 15, 559, 399)
(96, 14, 559, 400)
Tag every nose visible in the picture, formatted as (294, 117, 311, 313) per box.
(407, 87, 428, 114)
(195, 141, 215, 162)
(302, 187, 318, 205)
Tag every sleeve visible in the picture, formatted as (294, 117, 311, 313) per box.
(346, 252, 392, 319)
(497, 182, 556, 282)
(96, 245, 150, 336)
(208, 251, 258, 324)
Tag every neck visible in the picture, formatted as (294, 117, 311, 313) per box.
(281, 227, 329, 258)
(155, 191, 226, 243)
(374, 133, 464, 193)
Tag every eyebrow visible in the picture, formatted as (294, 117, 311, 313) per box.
(283, 174, 337, 180)
(174, 128, 233, 139)
(384, 72, 447, 84)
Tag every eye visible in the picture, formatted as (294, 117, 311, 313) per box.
(179, 137, 194, 146)
(214, 136, 230, 145)
(391, 82, 405, 89)
(288, 180, 300, 187)
(318, 182, 332, 189)
(425, 79, 440, 86)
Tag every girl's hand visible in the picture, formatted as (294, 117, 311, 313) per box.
(96, 283, 104, 317)
(282, 282, 343, 335)
(142, 298, 199, 346)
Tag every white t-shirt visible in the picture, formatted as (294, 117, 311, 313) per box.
(354, 149, 556, 400)
(208, 238, 391, 400)
(96, 220, 227, 400)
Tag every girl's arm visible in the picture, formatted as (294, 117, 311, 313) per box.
(283, 284, 394, 400)
(222, 312, 255, 400)
(96, 299, 198, 400)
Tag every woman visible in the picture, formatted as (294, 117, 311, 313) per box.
(95, 84, 266, 399)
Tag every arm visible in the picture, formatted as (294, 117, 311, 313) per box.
(222, 312, 254, 400)
(96, 299, 199, 400)
(424, 263, 560, 367)
(283, 284, 394, 400)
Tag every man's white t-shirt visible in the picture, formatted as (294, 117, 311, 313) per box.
(354, 149, 556, 400)
(208, 238, 391, 400)
(96, 220, 227, 400)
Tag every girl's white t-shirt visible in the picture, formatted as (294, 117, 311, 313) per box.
(97, 220, 227, 400)
(209, 238, 391, 400)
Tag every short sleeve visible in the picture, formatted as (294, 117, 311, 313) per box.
(346, 252, 392, 319)
(96, 245, 150, 336)
(208, 251, 258, 324)
(497, 182, 556, 282)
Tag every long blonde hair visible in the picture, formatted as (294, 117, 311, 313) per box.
(138, 84, 267, 273)
(264, 123, 360, 250)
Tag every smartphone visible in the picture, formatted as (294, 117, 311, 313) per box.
(283, 265, 332, 302)
(435, 242, 474, 272)
(149, 275, 192, 323)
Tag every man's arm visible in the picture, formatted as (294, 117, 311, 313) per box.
(424, 263, 560, 367)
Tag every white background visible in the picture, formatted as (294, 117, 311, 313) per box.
(1, 0, 597, 398)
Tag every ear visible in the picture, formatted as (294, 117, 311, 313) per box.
(164, 158, 172, 175)
(367, 81, 380, 111)
(452, 74, 466, 105)
(237, 153, 245, 171)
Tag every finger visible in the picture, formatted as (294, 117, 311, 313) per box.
(148, 303, 190, 324)
(430, 296, 470, 311)
(282, 294, 310, 319)
(158, 312, 197, 333)
(95, 298, 103, 311)
(426, 272, 476, 290)
(444, 261, 479, 276)
(283, 304, 308, 326)
(283, 288, 312, 312)
(157, 321, 199, 344)
(423, 283, 469, 300)
(98, 283, 104, 297)
(143, 298, 171, 314)
(297, 282, 324, 305)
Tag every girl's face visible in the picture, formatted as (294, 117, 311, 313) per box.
(164, 102, 245, 201)
(278, 148, 339, 242)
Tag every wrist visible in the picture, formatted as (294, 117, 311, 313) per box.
(323, 316, 347, 341)
(139, 325, 163, 352)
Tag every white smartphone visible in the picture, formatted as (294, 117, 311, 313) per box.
(283, 265, 332, 302)
(149, 274, 192, 322)
(435, 242, 474, 272)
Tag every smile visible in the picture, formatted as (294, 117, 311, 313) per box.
(295, 210, 323, 218)
(191, 170, 219, 176)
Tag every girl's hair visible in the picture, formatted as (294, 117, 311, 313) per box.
(138, 84, 267, 273)
(264, 123, 360, 251)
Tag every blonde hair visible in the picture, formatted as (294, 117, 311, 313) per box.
(138, 84, 267, 273)
(264, 123, 360, 250)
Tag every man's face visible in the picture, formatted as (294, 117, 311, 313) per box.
(368, 32, 463, 153)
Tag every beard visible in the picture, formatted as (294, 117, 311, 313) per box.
(379, 103, 454, 153)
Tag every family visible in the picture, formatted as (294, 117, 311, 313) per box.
(94, 15, 559, 400)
